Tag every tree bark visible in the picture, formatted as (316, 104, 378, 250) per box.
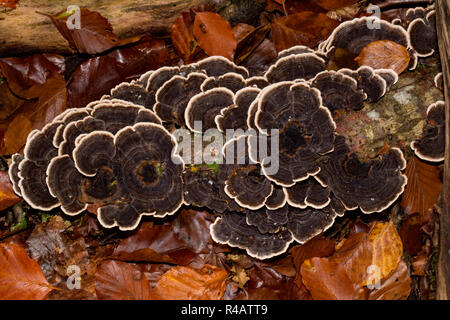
(435, 0, 450, 301)
(0, 0, 208, 57)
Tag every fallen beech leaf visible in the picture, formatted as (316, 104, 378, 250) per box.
(0, 243, 53, 300)
(232, 23, 255, 43)
(400, 211, 434, 255)
(301, 257, 355, 300)
(67, 38, 168, 109)
(241, 39, 277, 76)
(2, 78, 66, 155)
(291, 236, 335, 287)
(401, 156, 442, 216)
(355, 40, 410, 74)
(193, 12, 237, 60)
(95, 260, 153, 300)
(0, 171, 20, 210)
(244, 261, 311, 300)
(113, 222, 196, 265)
(368, 261, 411, 300)
(271, 12, 338, 52)
(0, 54, 65, 99)
(235, 24, 271, 65)
(1, 0, 19, 9)
(154, 264, 227, 300)
(171, 10, 207, 63)
(41, 8, 118, 54)
(411, 253, 426, 276)
(284, 0, 327, 14)
(0, 80, 25, 121)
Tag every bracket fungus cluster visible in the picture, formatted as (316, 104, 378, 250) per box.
(411, 101, 445, 162)
(12, 9, 440, 259)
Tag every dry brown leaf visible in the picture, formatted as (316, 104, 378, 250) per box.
(301, 257, 355, 300)
(355, 40, 410, 74)
(315, 0, 358, 11)
(193, 12, 237, 60)
(400, 156, 443, 216)
(154, 264, 227, 300)
(271, 11, 338, 52)
(0, 243, 53, 300)
(2, 78, 66, 155)
(41, 8, 118, 54)
(0, 171, 20, 210)
(1, 0, 18, 9)
(171, 10, 207, 63)
(95, 260, 153, 300)
(235, 24, 271, 65)
(368, 261, 411, 300)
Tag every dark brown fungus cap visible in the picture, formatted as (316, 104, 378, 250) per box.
(375, 69, 399, 92)
(194, 56, 249, 78)
(8, 154, 24, 196)
(210, 211, 294, 259)
(221, 136, 273, 210)
(264, 185, 287, 210)
(405, 7, 427, 22)
(411, 101, 445, 162)
(434, 73, 443, 91)
(287, 205, 338, 243)
(310, 71, 367, 112)
(316, 136, 407, 214)
(182, 166, 230, 213)
(185, 88, 235, 133)
(154, 73, 206, 126)
(137, 70, 154, 87)
(215, 87, 260, 133)
(339, 66, 387, 102)
(46, 155, 86, 215)
(73, 123, 184, 230)
(143, 66, 182, 110)
(246, 205, 289, 234)
(246, 76, 269, 89)
(252, 82, 336, 186)
(284, 179, 331, 209)
(264, 53, 326, 83)
(320, 17, 410, 57)
(277, 45, 315, 59)
(201, 73, 247, 93)
(408, 10, 437, 57)
(106, 82, 154, 110)
(18, 122, 62, 210)
(53, 108, 91, 148)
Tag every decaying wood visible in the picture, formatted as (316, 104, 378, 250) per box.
(0, 0, 208, 57)
(435, 0, 450, 301)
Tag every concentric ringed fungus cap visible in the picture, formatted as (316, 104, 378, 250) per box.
(193, 56, 249, 78)
(338, 66, 388, 102)
(210, 211, 294, 260)
(72, 123, 184, 230)
(411, 101, 445, 162)
(246, 205, 289, 234)
(264, 53, 326, 83)
(320, 17, 410, 57)
(221, 136, 274, 210)
(284, 179, 331, 209)
(434, 73, 443, 91)
(310, 71, 367, 112)
(252, 82, 336, 186)
(185, 88, 235, 133)
(154, 72, 207, 126)
(407, 10, 437, 57)
(200, 72, 247, 93)
(215, 87, 260, 133)
(8, 154, 24, 196)
(316, 136, 407, 214)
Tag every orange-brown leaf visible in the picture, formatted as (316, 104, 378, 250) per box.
(42, 8, 118, 54)
(301, 257, 355, 300)
(193, 12, 237, 60)
(95, 260, 153, 300)
(368, 261, 411, 300)
(400, 156, 443, 216)
(0, 0, 18, 9)
(154, 264, 228, 300)
(0, 171, 20, 210)
(171, 10, 206, 63)
(271, 12, 338, 52)
(355, 40, 410, 74)
(0, 243, 53, 300)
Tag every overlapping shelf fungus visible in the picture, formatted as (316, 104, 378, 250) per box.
(9, 8, 444, 259)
